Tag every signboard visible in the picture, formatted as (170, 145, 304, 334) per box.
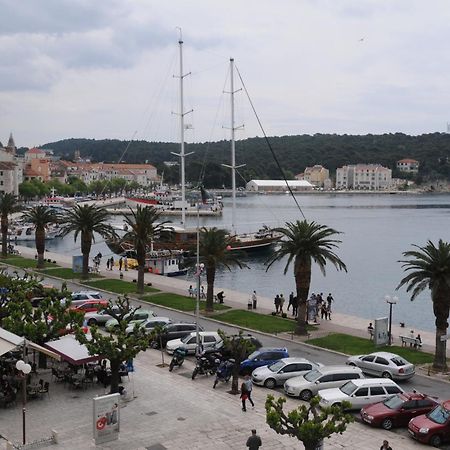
(72, 255, 83, 274)
(93, 393, 120, 444)
(374, 317, 389, 346)
(440, 334, 448, 342)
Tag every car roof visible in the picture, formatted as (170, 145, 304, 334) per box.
(257, 347, 288, 353)
(186, 331, 219, 337)
(369, 352, 402, 359)
(143, 317, 170, 323)
(72, 291, 100, 296)
(278, 357, 312, 364)
(401, 391, 435, 401)
(317, 365, 363, 374)
(347, 378, 398, 387)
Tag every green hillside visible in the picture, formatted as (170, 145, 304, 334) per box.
(41, 133, 450, 187)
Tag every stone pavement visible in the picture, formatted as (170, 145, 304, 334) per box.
(0, 345, 427, 449)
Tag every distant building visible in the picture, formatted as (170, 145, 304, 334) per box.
(336, 164, 392, 190)
(23, 148, 50, 182)
(397, 158, 419, 174)
(0, 133, 22, 194)
(296, 165, 330, 187)
(246, 179, 313, 192)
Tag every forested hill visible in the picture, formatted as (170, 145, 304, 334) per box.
(41, 133, 450, 187)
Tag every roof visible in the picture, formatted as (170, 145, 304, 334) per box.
(44, 335, 99, 365)
(247, 180, 313, 187)
(397, 159, 419, 164)
(26, 147, 46, 154)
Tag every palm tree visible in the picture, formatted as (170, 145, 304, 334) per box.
(0, 193, 19, 257)
(266, 220, 347, 335)
(397, 239, 450, 371)
(122, 206, 169, 294)
(22, 205, 59, 268)
(198, 227, 247, 313)
(60, 204, 115, 278)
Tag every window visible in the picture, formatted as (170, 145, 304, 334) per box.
(354, 388, 369, 397)
(370, 387, 386, 396)
(318, 375, 334, 383)
(297, 364, 312, 372)
(385, 386, 402, 394)
(362, 355, 375, 362)
(402, 401, 418, 410)
(417, 399, 434, 408)
(203, 336, 216, 343)
(187, 337, 196, 344)
(375, 357, 389, 365)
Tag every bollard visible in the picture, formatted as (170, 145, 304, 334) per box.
(52, 430, 59, 444)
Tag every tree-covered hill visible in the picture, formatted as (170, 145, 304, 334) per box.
(41, 133, 450, 187)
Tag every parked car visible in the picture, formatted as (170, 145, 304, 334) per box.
(84, 306, 120, 326)
(166, 331, 223, 355)
(408, 400, 450, 447)
(126, 317, 172, 336)
(347, 352, 415, 380)
(318, 378, 404, 410)
(61, 291, 105, 306)
(252, 358, 322, 389)
(284, 365, 364, 401)
(240, 348, 289, 375)
(68, 300, 109, 314)
(361, 391, 439, 430)
(105, 309, 157, 331)
(149, 323, 203, 348)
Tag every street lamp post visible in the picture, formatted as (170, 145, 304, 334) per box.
(385, 295, 398, 345)
(195, 202, 204, 356)
(15, 359, 32, 445)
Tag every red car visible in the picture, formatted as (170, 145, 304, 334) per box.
(361, 391, 439, 430)
(69, 300, 108, 314)
(408, 400, 450, 447)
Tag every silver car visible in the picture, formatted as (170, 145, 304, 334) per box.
(126, 317, 172, 336)
(346, 351, 415, 380)
(84, 306, 120, 326)
(252, 358, 322, 389)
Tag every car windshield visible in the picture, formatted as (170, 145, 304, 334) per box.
(427, 405, 450, 425)
(339, 381, 357, 395)
(383, 394, 405, 409)
(390, 357, 407, 366)
(247, 351, 259, 360)
(304, 370, 321, 382)
(268, 361, 285, 372)
(181, 334, 194, 343)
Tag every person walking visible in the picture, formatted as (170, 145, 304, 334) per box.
(274, 294, 280, 314)
(321, 302, 327, 320)
(279, 294, 285, 314)
(326, 293, 334, 309)
(246, 429, 262, 450)
(380, 440, 392, 450)
(110, 256, 114, 270)
(124, 255, 128, 271)
(251, 290, 257, 309)
(106, 258, 110, 270)
(240, 375, 254, 411)
(188, 285, 194, 297)
(292, 295, 298, 317)
(287, 292, 294, 311)
(119, 257, 123, 271)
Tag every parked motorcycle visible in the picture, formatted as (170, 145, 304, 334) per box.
(213, 359, 235, 388)
(191, 353, 221, 380)
(169, 347, 187, 372)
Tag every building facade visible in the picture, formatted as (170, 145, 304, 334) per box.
(246, 179, 313, 192)
(295, 165, 330, 187)
(397, 159, 419, 173)
(336, 164, 392, 190)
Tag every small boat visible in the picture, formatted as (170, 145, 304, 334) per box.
(8, 223, 62, 242)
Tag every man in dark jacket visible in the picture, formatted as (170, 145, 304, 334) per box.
(246, 429, 262, 449)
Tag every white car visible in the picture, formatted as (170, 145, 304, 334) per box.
(166, 331, 223, 355)
(318, 378, 404, 410)
(252, 358, 322, 389)
(105, 309, 157, 331)
(125, 317, 172, 336)
(347, 352, 415, 380)
(61, 291, 105, 306)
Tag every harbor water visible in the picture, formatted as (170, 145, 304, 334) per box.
(23, 193, 450, 332)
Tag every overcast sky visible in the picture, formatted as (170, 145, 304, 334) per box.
(1, 0, 450, 148)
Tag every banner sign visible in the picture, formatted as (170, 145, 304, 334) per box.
(72, 255, 83, 274)
(374, 317, 389, 346)
(93, 393, 120, 444)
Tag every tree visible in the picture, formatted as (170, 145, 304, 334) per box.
(217, 330, 255, 394)
(397, 239, 450, 371)
(198, 227, 247, 313)
(19, 181, 39, 201)
(265, 395, 354, 450)
(0, 193, 19, 257)
(266, 220, 347, 335)
(122, 206, 170, 294)
(60, 204, 115, 278)
(75, 296, 149, 393)
(21, 205, 59, 268)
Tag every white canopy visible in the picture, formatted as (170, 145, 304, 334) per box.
(45, 335, 99, 366)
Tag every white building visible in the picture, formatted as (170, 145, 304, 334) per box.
(336, 164, 392, 190)
(397, 159, 419, 173)
(0, 134, 23, 194)
(246, 179, 313, 192)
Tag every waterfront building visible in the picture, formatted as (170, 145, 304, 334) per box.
(246, 179, 313, 192)
(295, 165, 330, 187)
(336, 164, 392, 190)
(0, 133, 23, 194)
(397, 158, 419, 173)
(23, 148, 51, 182)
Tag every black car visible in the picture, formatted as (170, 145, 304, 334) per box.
(150, 323, 203, 348)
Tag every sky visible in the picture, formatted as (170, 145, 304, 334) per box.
(1, 0, 450, 148)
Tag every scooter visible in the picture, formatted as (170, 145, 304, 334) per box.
(213, 359, 235, 388)
(191, 353, 221, 380)
(169, 347, 187, 372)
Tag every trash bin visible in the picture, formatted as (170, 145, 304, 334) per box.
(247, 299, 252, 310)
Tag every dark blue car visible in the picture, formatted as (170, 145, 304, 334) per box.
(240, 347, 289, 375)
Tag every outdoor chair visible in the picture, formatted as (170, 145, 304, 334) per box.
(51, 368, 64, 382)
(38, 382, 49, 398)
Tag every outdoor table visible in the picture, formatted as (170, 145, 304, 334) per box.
(27, 384, 40, 398)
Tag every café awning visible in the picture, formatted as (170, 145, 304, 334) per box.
(44, 335, 99, 366)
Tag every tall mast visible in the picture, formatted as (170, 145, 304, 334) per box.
(223, 58, 244, 235)
(171, 30, 193, 227)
